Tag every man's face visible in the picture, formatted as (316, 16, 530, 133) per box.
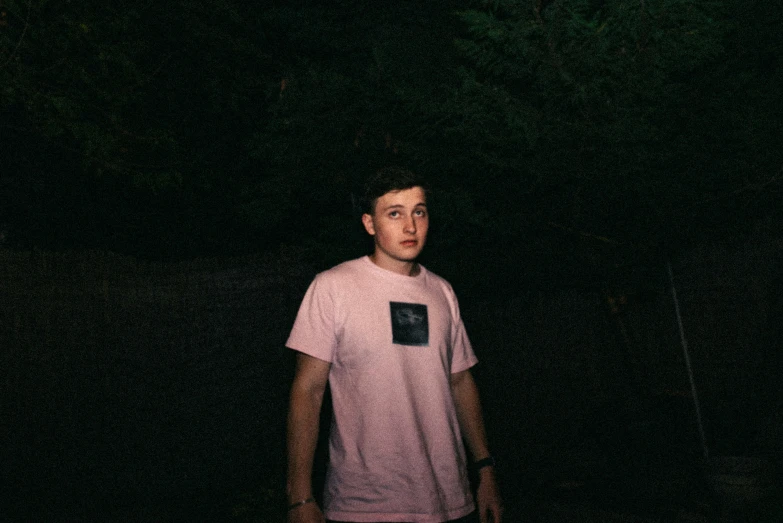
(361, 186, 429, 268)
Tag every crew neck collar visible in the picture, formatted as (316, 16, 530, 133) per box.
(361, 255, 427, 281)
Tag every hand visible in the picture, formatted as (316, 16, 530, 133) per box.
(476, 468, 503, 523)
(287, 499, 325, 523)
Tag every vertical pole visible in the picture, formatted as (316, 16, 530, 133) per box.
(667, 261, 710, 460)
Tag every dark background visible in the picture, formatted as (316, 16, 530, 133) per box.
(2, 0, 781, 264)
(2, 0, 782, 520)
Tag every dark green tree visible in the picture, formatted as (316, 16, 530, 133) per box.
(3, 0, 780, 265)
(422, 0, 782, 267)
(1, 0, 282, 256)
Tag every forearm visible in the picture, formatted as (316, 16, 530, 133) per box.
(452, 370, 504, 522)
(451, 370, 491, 461)
(286, 383, 324, 501)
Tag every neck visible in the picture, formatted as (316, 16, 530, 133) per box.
(368, 253, 419, 276)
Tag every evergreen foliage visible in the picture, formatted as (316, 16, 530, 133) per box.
(2, 0, 781, 265)
(445, 0, 782, 260)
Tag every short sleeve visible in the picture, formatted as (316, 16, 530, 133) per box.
(446, 285, 478, 373)
(285, 274, 338, 362)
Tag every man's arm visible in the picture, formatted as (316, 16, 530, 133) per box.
(286, 352, 331, 523)
(451, 369, 503, 523)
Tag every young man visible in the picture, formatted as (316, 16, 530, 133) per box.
(286, 167, 503, 523)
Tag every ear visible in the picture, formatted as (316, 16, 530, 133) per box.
(361, 213, 376, 236)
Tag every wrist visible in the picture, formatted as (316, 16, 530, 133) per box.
(286, 480, 312, 503)
(286, 489, 313, 504)
(287, 496, 316, 511)
(473, 455, 496, 472)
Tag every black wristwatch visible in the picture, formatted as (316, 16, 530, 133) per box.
(473, 456, 496, 472)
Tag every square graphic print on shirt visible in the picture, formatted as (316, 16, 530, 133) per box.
(390, 302, 429, 346)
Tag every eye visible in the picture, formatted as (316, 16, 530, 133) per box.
(388, 211, 400, 218)
(414, 209, 427, 217)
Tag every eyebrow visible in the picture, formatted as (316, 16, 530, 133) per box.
(381, 202, 427, 211)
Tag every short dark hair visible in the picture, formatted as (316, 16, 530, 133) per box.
(360, 167, 429, 215)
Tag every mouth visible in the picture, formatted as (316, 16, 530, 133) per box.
(400, 240, 418, 247)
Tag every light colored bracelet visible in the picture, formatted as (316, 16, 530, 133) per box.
(287, 496, 316, 511)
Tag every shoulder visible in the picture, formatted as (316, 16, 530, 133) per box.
(421, 265, 457, 296)
(310, 257, 369, 289)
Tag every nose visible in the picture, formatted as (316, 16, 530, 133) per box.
(404, 215, 416, 233)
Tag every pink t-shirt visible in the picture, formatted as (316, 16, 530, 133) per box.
(286, 256, 478, 522)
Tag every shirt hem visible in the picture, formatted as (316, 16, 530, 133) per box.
(324, 502, 474, 522)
